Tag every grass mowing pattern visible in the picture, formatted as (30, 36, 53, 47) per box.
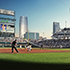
(0, 53, 70, 70)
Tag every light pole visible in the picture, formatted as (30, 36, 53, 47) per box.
(28, 29, 29, 45)
(65, 21, 67, 28)
(63, 21, 67, 39)
(42, 32, 44, 40)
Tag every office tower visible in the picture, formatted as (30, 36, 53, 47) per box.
(19, 16, 28, 38)
(24, 32, 39, 40)
(53, 22, 60, 34)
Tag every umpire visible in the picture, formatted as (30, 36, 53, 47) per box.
(12, 39, 19, 53)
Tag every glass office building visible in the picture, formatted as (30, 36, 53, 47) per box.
(19, 16, 28, 38)
(53, 22, 60, 34)
(24, 32, 39, 40)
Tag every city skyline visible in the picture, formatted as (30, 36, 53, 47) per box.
(0, 0, 70, 39)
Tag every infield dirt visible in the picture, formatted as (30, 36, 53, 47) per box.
(0, 48, 70, 54)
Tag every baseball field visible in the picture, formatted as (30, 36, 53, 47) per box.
(0, 48, 70, 70)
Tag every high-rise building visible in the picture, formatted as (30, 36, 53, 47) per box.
(53, 22, 60, 34)
(24, 32, 39, 40)
(19, 16, 28, 38)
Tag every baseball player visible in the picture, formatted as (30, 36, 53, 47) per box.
(27, 45, 32, 51)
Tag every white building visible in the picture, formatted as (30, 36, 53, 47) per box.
(19, 16, 28, 38)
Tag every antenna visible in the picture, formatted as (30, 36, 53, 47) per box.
(65, 21, 67, 28)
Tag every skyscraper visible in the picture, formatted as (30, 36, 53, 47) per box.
(53, 22, 60, 34)
(19, 16, 28, 38)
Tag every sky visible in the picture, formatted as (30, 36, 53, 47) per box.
(0, 0, 70, 39)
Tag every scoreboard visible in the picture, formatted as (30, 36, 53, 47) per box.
(0, 9, 15, 37)
(0, 23, 14, 33)
(0, 9, 15, 16)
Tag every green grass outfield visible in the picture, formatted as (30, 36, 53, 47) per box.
(0, 51, 70, 70)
